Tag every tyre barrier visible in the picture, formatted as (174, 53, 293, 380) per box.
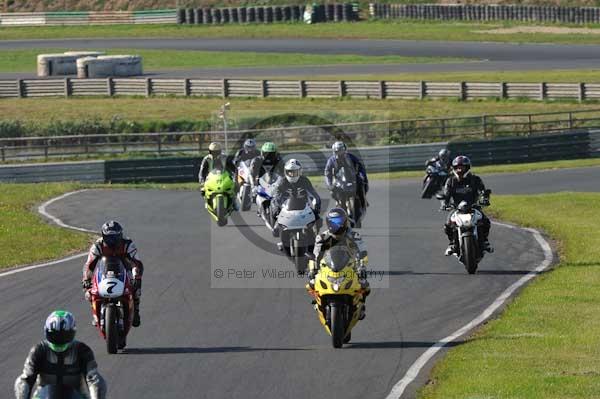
(37, 52, 105, 77)
(177, 4, 359, 25)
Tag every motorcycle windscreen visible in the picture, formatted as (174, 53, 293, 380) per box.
(287, 195, 308, 211)
(324, 246, 353, 272)
(33, 385, 83, 399)
(96, 256, 127, 284)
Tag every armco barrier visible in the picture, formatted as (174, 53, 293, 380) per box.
(0, 160, 104, 183)
(1, 78, 600, 102)
(370, 3, 600, 24)
(0, 10, 177, 26)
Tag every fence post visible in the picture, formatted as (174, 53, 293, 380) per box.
(528, 114, 533, 135)
(260, 80, 267, 98)
(298, 80, 305, 98)
(419, 81, 425, 99)
(1, 147, 5, 162)
(44, 139, 49, 160)
(222, 79, 229, 98)
(106, 77, 113, 96)
(183, 78, 190, 96)
(440, 118, 446, 138)
(17, 79, 24, 98)
(568, 112, 574, 130)
(379, 80, 385, 99)
(579, 82, 585, 102)
(500, 82, 507, 99)
(145, 78, 151, 97)
(460, 81, 466, 100)
(64, 77, 70, 98)
(482, 115, 487, 137)
(539, 82, 546, 100)
(339, 80, 345, 97)
(157, 134, 162, 154)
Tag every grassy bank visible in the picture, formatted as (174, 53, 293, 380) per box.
(2, 97, 599, 125)
(419, 192, 600, 398)
(7, 20, 600, 44)
(0, 48, 460, 74)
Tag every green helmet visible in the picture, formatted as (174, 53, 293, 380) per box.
(261, 142, 277, 154)
(44, 310, 76, 353)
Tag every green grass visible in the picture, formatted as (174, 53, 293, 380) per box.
(278, 69, 600, 83)
(0, 48, 462, 74)
(7, 20, 600, 44)
(3, 97, 600, 124)
(419, 192, 600, 399)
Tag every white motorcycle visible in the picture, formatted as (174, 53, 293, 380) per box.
(255, 167, 282, 236)
(275, 195, 319, 273)
(444, 190, 492, 274)
(236, 159, 254, 211)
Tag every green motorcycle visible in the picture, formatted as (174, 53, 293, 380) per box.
(203, 169, 236, 226)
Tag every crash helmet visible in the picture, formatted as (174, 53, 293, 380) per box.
(44, 310, 76, 353)
(326, 207, 349, 238)
(452, 155, 472, 181)
(261, 142, 278, 162)
(208, 142, 222, 157)
(243, 138, 257, 153)
(101, 220, 123, 249)
(438, 148, 451, 165)
(332, 141, 347, 159)
(284, 159, 302, 184)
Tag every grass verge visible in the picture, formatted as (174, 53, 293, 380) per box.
(2, 97, 599, 124)
(6, 20, 600, 44)
(419, 192, 600, 398)
(0, 48, 461, 74)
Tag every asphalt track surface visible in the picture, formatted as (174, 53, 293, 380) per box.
(4, 38, 600, 78)
(0, 166, 598, 399)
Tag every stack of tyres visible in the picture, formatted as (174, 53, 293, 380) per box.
(238, 7, 247, 23)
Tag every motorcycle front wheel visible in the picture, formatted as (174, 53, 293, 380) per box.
(105, 304, 118, 354)
(216, 195, 228, 227)
(462, 236, 479, 274)
(330, 303, 345, 349)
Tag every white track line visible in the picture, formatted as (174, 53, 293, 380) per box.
(0, 190, 96, 279)
(38, 189, 97, 234)
(385, 221, 554, 399)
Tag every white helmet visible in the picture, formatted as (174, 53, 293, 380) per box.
(284, 159, 302, 184)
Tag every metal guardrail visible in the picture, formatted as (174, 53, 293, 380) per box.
(0, 10, 177, 26)
(2, 78, 600, 102)
(370, 3, 600, 24)
(3, 109, 600, 162)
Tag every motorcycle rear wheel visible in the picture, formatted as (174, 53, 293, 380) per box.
(105, 305, 118, 354)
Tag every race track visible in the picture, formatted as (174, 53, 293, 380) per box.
(1, 167, 598, 399)
(4, 38, 600, 78)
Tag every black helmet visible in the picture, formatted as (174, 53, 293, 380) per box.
(326, 208, 349, 238)
(452, 155, 471, 180)
(439, 148, 451, 164)
(101, 220, 123, 249)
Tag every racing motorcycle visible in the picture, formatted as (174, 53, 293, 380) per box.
(443, 189, 492, 274)
(332, 165, 366, 228)
(90, 256, 134, 354)
(306, 246, 367, 348)
(204, 168, 236, 227)
(255, 168, 282, 236)
(236, 159, 253, 211)
(421, 161, 448, 199)
(275, 195, 318, 273)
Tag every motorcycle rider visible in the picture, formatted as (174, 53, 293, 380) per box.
(250, 141, 285, 194)
(14, 310, 107, 399)
(442, 155, 493, 256)
(309, 208, 370, 319)
(233, 138, 260, 167)
(82, 221, 144, 327)
(324, 141, 369, 212)
(199, 142, 236, 197)
(426, 148, 452, 172)
(271, 159, 322, 246)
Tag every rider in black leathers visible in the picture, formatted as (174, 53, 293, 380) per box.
(442, 155, 493, 256)
(15, 311, 106, 399)
(425, 148, 452, 172)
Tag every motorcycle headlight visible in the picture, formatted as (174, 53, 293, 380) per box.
(327, 276, 345, 292)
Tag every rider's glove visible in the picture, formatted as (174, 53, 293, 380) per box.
(82, 279, 92, 289)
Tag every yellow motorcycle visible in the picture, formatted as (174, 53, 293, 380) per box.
(203, 168, 235, 226)
(306, 246, 367, 348)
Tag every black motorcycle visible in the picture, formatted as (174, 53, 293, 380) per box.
(421, 162, 449, 199)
